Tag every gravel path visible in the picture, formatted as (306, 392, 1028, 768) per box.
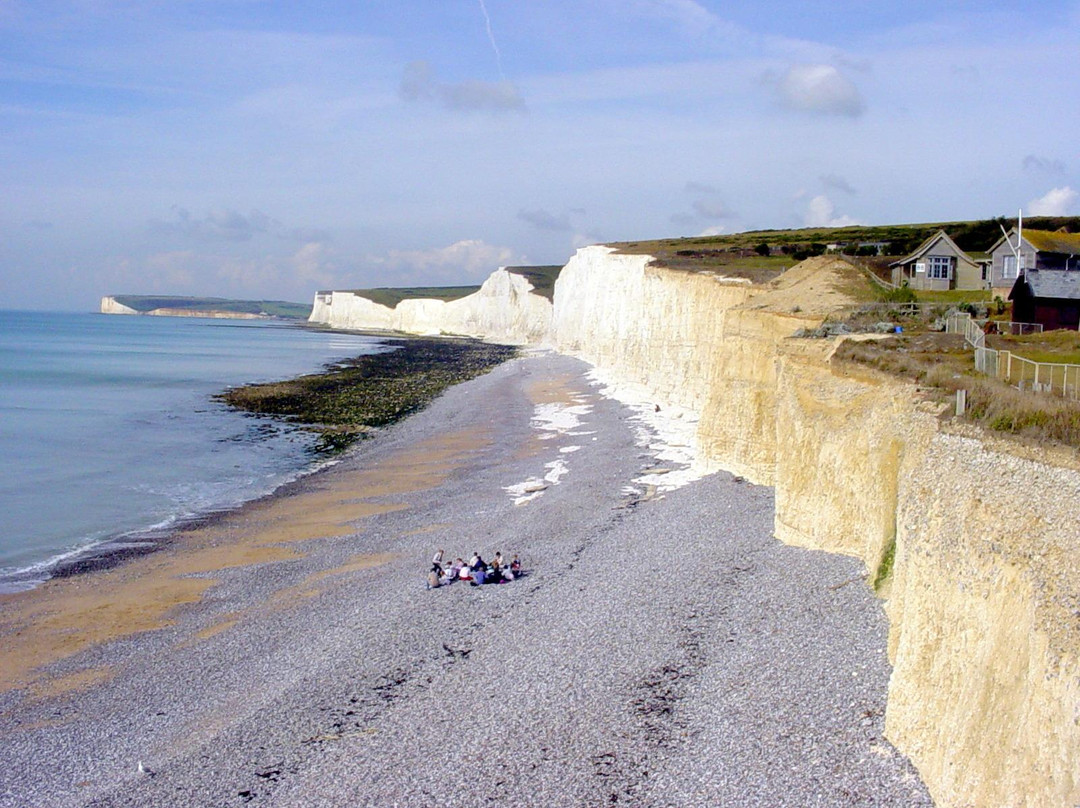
(0, 352, 933, 807)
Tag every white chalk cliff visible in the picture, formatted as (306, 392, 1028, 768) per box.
(312, 244, 1080, 808)
(309, 268, 553, 346)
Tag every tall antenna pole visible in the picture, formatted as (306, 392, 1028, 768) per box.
(999, 208, 1025, 281)
(1017, 208, 1024, 273)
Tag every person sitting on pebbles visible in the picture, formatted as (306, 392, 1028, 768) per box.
(471, 553, 487, 586)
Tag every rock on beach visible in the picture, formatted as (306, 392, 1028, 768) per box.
(0, 352, 932, 807)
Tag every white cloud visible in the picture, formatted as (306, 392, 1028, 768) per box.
(1028, 187, 1077, 216)
(698, 225, 728, 236)
(380, 239, 524, 281)
(773, 64, 865, 117)
(804, 195, 863, 227)
(290, 241, 338, 288)
(571, 232, 603, 250)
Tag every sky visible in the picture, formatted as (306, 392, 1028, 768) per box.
(2, 0, 1079, 311)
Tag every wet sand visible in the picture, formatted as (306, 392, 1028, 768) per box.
(0, 352, 933, 807)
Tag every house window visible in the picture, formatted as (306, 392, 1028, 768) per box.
(997, 253, 1023, 278)
(927, 256, 952, 280)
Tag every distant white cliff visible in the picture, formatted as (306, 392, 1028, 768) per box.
(308, 267, 554, 346)
(100, 297, 141, 315)
(99, 297, 266, 319)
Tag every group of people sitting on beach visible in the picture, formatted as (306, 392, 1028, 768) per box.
(427, 549, 521, 589)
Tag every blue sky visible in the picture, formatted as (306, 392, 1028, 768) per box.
(2, 0, 1079, 310)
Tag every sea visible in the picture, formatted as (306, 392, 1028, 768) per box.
(0, 310, 388, 593)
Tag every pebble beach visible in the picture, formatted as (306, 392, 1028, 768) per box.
(0, 352, 933, 807)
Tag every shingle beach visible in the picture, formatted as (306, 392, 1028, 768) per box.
(0, 352, 933, 807)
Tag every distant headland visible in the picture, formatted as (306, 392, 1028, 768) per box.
(100, 295, 312, 320)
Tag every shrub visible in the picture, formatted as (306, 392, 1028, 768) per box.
(881, 285, 917, 304)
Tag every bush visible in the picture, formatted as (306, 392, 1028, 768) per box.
(881, 285, 917, 304)
(754, 242, 771, 257)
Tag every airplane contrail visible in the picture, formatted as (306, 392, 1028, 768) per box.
(478, 0, 507, 81)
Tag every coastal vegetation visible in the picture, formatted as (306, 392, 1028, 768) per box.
(505, 265, 564, 301)
(343, 286, 480, 308)
(112, 295, 312, 319)
(610, 215, 1080, 284)
(833, 332, 1080, 448)
(217, 337, 517, 453)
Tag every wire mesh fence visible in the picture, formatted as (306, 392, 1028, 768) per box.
(950, 313, 1079, 399)
(1002, 353, 1080, 399)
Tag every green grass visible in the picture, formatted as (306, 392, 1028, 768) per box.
(833, 334, 1080, 449)
(1012, 350, 1080, 365)
(873, 538, 896, 591)
(505, 265, 563, 301)
(113, 296, 311, 318)
(913, 290, 993, 304)
(346, 286, 480, 308)
(998, 330, 1080, 365)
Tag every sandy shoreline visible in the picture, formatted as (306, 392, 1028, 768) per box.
(0, 351, 933, 807)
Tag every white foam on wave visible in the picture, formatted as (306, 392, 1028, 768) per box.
(504, 479, 547, 506)
(532, 401, 592, 435)
(544, 458, 569, 484)
(505, 397, 593, 504)
(584, 368, 704, 493)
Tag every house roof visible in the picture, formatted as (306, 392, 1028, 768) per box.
(1010, 269, 1080, 301)
(888, 229, 977, 267)
(989, 228, 1080, 256)
(1023, 229, 1080, 255)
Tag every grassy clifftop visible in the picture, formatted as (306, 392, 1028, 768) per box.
(610, 216, 1080, 284)
(342, 287, 481, 308)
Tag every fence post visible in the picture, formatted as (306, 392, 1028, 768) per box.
(956, 389, 967, 416)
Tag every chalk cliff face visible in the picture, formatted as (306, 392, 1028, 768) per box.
(100, 296, 139, 315)
(556, 248, 1080, 807)
(313, 244, 1080, 807)
(553, 247, 755, 413)
(888, 431, 1080, 808)
(308, 268, 553, 345)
